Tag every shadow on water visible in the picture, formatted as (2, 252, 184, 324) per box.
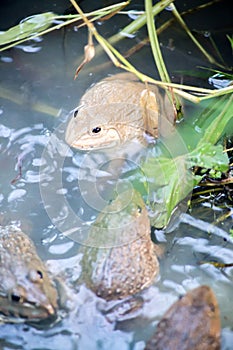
(0, 0, 233, 349)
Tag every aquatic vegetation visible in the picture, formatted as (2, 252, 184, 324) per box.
(125, 94, 232, 228)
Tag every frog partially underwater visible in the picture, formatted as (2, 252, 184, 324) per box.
(0, 225, 58, 322)
(65, 73, 174, 149)
(145, 285, 221, 350)
(80, 189, 160, 300)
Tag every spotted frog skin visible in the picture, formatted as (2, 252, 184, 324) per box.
(0, 225, 58, 321)
(81, 190, 159, 300)
(145, 285, 221, 350)
(65, 73, 174, 149)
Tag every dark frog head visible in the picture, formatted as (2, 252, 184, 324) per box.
(0, 226, 58, 322)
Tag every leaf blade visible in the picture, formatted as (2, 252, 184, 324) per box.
(0, 12, 57, 45)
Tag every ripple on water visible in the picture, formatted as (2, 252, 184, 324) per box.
(7, 188, 27, 202)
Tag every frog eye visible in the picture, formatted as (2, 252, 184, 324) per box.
(137, 205, 142, 214)
(11, 293, 23, 303)
(209, 302, 216, 313)
(92, 127, 102, 134)
(36, 270, 43, 280)
(73, 109, 79, 118)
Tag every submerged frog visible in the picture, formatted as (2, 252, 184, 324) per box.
(65, 73, 174, 149)
(81, 189, 160, 300)
(0, 225, 58, 322)
(145, 285, 221, 350)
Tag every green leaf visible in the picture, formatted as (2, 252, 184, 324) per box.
(227, 34, 233, 51)
(187, 143, 229, 172)
(139, 142, 229, 228)
(134, 95, 232, 228)
(0, 12, 57, 45)
(140, 155, 195, 228)
(197, 94, 233, 146)
(198, 66, 233, 80)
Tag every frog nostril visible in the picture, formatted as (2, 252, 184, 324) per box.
(92, 127, 101, 134)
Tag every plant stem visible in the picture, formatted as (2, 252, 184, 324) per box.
(145, 0, 170, 83)
(108, 0, 173, 47)
(145, 0, 182, 117)
(169, 2, 226, 69)
(0, 86, 60, 117)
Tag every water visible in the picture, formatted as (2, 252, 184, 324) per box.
(0, 0, 233, 349)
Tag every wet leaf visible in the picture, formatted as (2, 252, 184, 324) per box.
(131, 142, 229, 228)
(196, 94, 233, 146)
(187, 143, 229, 172)
(0, 12, 57, 45)
(141, 155, 195, 227)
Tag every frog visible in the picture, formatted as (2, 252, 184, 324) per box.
(0, 225, 58, 322)
(145, 285, 221, 350)
(80, 189, 160, 300)
(65, 72, 174, 150)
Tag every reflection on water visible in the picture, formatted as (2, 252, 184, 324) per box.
(0, 0, 233, 349)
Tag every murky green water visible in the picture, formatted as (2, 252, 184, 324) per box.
(0, 0, 232, 349)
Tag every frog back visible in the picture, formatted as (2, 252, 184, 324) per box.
(81, 190, 159, 300)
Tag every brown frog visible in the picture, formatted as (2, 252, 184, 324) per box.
(0, 225, 58, 322)
(145, 285, 221, 350)
(65, 73, 174, 149)
(81, 189, 160, 300)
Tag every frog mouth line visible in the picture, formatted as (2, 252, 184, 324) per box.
(71, 139, 119, 150)
(0, 300, 56, 320)
(70, 128, 123, 150)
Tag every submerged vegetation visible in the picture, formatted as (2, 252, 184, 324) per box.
(0, 0, 232, 232)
